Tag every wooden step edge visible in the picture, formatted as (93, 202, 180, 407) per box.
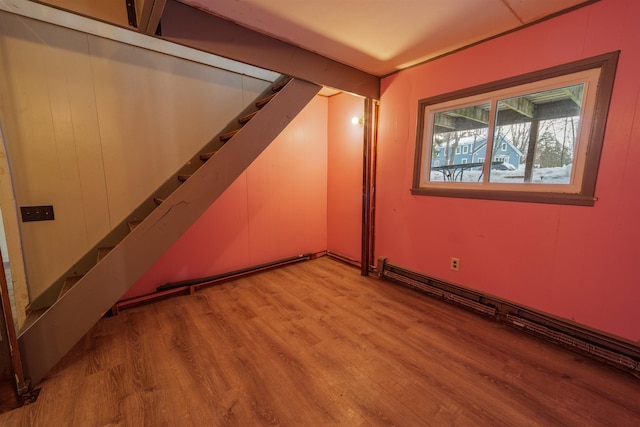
(271, 77, 291, 93)
(255, 93, 276, 109)
(219, 129, 239, 142)
(177, 174, 191, 182)
(200, 151, 216, 162)
(24, 302, 49, 316)
(59, 275, 83, 299)
(97, 247, 114, 262)
(238, 110, 258, 125)
(20, 307, 49, 333)
(153, 197, 164, 205)
(128, 220, 142, 232)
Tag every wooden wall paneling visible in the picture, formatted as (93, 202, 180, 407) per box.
(375, 0, 640, 342)
(89, 34, 269, 225)
(327, 93, 364, 261)
(34, 0, 130, 28)
(124, 96, 328, 300)
(66, 37, 111, 245)
(0, 15, 29, 327)
(18, 78, 322, 385)
(0, 11, 273, 300)
(0, 17, 93, 298)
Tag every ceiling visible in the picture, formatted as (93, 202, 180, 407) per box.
(179, 0, 592, 77)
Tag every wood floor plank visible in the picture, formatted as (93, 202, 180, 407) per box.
(1, 256, 639, 426)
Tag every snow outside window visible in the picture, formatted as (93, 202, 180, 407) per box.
(412, 52, 618, 205)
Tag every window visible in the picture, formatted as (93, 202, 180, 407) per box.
(412, 52, 618, 205)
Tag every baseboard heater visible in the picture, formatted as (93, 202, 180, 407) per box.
(116, 253, 313, 310)
(378, 258, 640, 377)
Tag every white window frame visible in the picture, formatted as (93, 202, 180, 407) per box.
(411, 52, 619, 206)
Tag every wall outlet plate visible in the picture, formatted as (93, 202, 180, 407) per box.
(20, 205, 55, 222)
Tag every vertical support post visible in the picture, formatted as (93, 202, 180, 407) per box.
(361, 98, 375, 276)
(369, 101, 379, 271)
(0, 250, 27, 394)
(524, 117, 540, 183)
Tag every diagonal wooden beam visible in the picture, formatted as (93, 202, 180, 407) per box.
(159, 0, 380, 99)
(138, 0, 166, 35)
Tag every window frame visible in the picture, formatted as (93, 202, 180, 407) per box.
(411, 51, 619, 206)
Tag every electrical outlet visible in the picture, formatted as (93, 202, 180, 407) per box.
(450, 257, 460, 271)
(20, 205, 55, 222)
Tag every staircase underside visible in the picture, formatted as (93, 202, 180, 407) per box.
(18, 77, 321, 385)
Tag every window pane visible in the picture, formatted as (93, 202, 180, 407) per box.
(489, 84, 584, 184)
(429, 103, 490, 183)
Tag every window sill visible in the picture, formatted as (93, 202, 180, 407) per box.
(410, 187, 596, 206)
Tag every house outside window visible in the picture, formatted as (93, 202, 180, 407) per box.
(412, 52, 618, 205)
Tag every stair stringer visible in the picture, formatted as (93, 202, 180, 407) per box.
(23, 77, 285, 315)
(18, 77, 322, 385)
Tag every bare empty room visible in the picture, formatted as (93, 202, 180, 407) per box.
(0, 0, 639, 425)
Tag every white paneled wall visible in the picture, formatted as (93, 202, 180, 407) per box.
(0, 11, 272, 303)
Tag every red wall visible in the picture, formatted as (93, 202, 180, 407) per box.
(327, 93, 364, 260)
(123, 96, 328, 299)
(376, 0, 640, 342)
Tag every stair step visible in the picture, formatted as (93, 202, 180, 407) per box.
(177, 174, 191, 182)
(238, 110, 258, 125)
(271, 77, 291, 93)
(128, 220, 142, 232)
(200, 151, 216, 162)
(256, 93, 276, 109)
(220, 129, 239, 142)
(20, 307, 48, 332)
(59, 275, 83, 299)
(97, 247, 113, 262)
(153, 197, 164, 205)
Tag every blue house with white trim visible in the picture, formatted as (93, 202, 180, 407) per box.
(431, 135, 522, 169)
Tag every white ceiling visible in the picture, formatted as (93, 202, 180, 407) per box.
(180, 0, 591, 76)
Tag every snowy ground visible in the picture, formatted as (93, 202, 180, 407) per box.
(430, 164, 572, 184)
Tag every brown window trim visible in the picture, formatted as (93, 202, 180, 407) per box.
(411, 51, 619, 206)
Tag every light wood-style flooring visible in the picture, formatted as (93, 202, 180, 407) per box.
(1, 256, 638, 426)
